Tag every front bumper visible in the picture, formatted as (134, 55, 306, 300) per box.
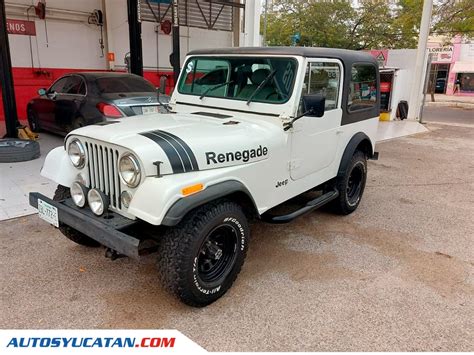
(29, 192, 145, 259)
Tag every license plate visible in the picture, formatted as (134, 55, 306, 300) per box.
(142, 106, 158, 115)
(38, 199, 59, 227)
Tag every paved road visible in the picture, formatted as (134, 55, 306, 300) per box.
(1, 112, 473, 351)
(423, 106, 474, 125)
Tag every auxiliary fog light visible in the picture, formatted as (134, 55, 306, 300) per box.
(87, 189, 109, 216)
(121, 191, 132, 208)
(70, 182, 89, 208)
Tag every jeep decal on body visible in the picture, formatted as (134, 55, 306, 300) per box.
(205, 145, 268, 165)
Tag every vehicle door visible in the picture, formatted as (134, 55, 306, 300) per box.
(53, 75, 87, 131)
(35, 77, 69, 130)
(290, 59, 343, 180)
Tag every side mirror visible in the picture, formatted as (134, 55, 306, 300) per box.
(159, 76, 168, 95)
(302, 93, 325, 117)
(38, 88, 47, 96)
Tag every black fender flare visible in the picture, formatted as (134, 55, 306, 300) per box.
(337, 132, 374, 176)
(162, 180, 258, 226)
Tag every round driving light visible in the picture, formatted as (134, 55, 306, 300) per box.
(121, 191, 132, 208)
(87, 189, 109, 216)
(70, 182, 88, 208)
(119, 153, 141, 187)
(68, 139, 86, 168)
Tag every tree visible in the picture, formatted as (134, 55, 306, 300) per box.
(263, 0, 473, 50)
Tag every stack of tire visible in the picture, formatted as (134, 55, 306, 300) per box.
(0, 139, 40, 163)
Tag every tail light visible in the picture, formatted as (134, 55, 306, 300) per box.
(97, 102, 123, 118)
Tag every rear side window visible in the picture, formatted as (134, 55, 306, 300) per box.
(62, 76, 85, 95)
(348, 64, 377, 112)
(96, 76, 155, 93)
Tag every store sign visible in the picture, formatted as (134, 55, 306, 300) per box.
(368, 50, 388, 67)
(6, 19, 36, 36)
(428, 46, 453, 63)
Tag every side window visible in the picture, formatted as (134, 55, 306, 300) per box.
(302, 62, 341, 111)
(348, 64, 377, 111)
(62, 76, 85, 95)
(49, 77, 69, 93)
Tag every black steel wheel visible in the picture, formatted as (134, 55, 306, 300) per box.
(157, 200, 249, 307)
(331, 150, 367, 215)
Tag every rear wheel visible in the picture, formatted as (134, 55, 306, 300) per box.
(157, 200, 249, 307)
(331, 151, 367, 215)
(53, 185, 101, 247)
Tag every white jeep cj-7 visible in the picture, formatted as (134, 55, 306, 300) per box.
(30, 47, 380, 307)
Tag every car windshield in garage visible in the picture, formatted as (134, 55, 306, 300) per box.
(96, 76, 156, 93)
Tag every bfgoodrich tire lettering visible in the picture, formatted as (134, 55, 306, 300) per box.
(331, 150, 367, 215)
(157, 200, 249, 307)
(53, 185, 101, 247)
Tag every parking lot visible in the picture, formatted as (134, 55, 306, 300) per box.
(1, 108, 473, 351)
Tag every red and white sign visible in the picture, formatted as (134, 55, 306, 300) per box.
(6, 19, 36, 36)
(368, 50, 388, 67)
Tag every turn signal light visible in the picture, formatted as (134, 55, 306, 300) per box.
(97, 102, 123, 118)
(181, 183, 203, 196)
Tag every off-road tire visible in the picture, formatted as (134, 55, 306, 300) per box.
(53, 185, 101, 247)
(157, 200, 249, 307)
(0, 139, 40, 163)
(331, 150, 367, 215)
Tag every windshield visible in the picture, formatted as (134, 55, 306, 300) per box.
(177, 56, 298, 104)
(96, 76, 155, 94)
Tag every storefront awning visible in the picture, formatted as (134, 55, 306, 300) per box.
(451, 61, 474, 73)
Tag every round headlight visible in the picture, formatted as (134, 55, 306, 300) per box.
(120, 191, 132, 208)
(68, 139, 86, 168)
(87, 189, 109, 216)
(119, 154, 141, 187)
(70, 182, 88, 208)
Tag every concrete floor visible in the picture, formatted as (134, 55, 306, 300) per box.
(1, 114, 473, 351)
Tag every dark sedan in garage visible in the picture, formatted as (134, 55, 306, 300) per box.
(27, 72, 170, 135)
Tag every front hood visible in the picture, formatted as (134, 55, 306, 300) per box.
(69, 112, 282, 176)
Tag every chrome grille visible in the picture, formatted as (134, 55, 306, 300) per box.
(84, 141, 121, 210)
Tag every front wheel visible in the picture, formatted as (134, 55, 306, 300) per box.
(27, 109, 41, 133)
(331, 150, 367, 215)
(157, 200, 249, 307)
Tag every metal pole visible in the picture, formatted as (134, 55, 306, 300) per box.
(419, 53, 433, 124)
(407, 0, 433, 120)
(262, 0, 268, 46)
(0, 0, 19, 138)
(171, 0, 180, 84)
(127, 0, 143, 76)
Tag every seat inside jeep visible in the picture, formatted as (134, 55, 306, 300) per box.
(235, 68, 278, 101)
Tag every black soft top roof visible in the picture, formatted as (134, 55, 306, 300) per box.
(187, 46, 377, 65)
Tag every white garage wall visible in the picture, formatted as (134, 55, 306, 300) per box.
(7, 0, 106, 69)
(105, 0, 233, 71)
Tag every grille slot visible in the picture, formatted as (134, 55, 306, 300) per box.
(85, 141, 121, 210)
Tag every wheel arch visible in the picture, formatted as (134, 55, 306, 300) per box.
(337, 132, 374, 176)
(161, 180, 259, 226)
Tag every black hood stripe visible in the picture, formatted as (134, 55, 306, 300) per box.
(156, 130, 199, 171)
(140, 130, 199, 174)
(141, 132, 185, 173)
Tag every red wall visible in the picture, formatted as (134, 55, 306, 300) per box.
(0, 67, 175, 122)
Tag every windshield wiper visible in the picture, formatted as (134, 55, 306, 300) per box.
(200, 80, 234, 100)
(246, 70, 276, 105)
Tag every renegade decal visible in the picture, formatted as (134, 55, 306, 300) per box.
(205, 145, 268, 165)
(140, 130, 199, 173)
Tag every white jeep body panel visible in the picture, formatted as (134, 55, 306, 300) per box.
(41, 49, 379, 226)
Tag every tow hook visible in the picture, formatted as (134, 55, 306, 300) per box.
(105, 248, 126, 261)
